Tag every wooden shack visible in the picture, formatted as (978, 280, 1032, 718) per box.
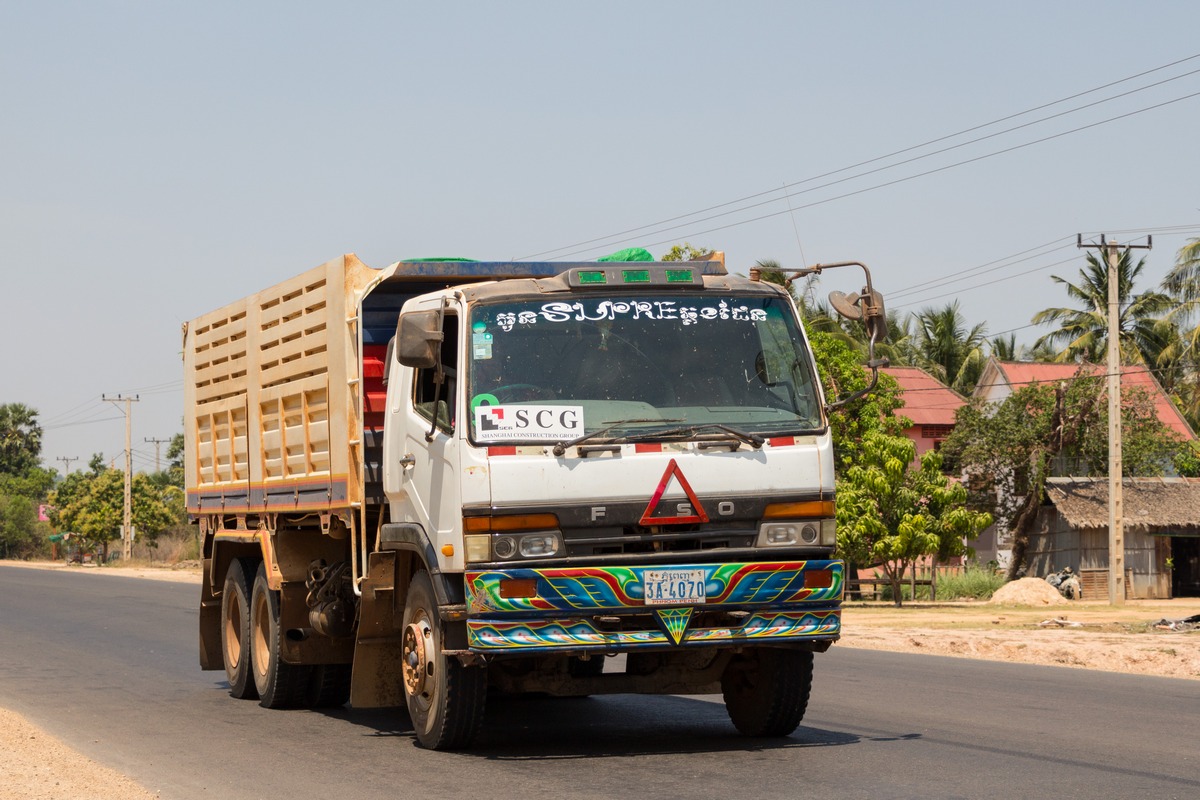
(1028, 477, 1200, 599)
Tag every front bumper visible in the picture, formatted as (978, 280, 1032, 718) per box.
(464, 559, 843, 653)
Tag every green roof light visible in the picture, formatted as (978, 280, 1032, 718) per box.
(578, 270, 608, 285)
(665, 269, 694, 283)
(622, 269, 651, 283)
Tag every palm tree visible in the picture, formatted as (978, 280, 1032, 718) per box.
(912, 302, 988, 392)
(1161, 238, 1200, 426)
(1163, 237, 1200, 341)
(989, 334, 1018, 361)
(0, 403, 43, 475)
(1032, 250, 1172, 366)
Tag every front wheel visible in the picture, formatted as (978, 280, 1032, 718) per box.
(402, 570, 487, 750)
(721, 648, 813, 737)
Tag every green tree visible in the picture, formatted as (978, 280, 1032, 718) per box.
(912, 302, 988, 393)
(941, 372, 1182, 578)
(805, 324, 908, 476)
(0, 403, 43, 476)
(836, 432, 991, 606)
(990, 334, 1018, 361)
(0, 465, 55, 559)
(1032, 250, 1172, 365)
(50, 465, 179, 561)
(1174, 441, 1200, 478)
(0, 493, 38, 558)
(660, 243, 714, 262)
(1162, 236, 1200, 349)
(1160, 238, 1200, 427)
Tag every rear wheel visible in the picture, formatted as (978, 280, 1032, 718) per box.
(250, 562, 313, 708)
(306, 663, 353, 708)
(220, 559, 258, 700)
(721, 648, 813, 737)
(402, 570, 487, 750)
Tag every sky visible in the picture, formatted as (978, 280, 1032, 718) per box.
(3, 1, 1199, 475)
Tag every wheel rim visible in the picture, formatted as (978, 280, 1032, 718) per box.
(252, 586, 271, 679)
(223, 592, 243, 669)
(402, 616, 434, 700)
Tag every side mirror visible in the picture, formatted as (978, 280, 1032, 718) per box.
(395, 310, 444, 369)
(829, 288, 888, 343)
(784, 261, 890, 411)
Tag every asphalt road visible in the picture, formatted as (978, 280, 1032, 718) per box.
(1, 564, 1197, 800)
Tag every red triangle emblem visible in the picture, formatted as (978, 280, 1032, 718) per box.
(639, 459, 709, 525)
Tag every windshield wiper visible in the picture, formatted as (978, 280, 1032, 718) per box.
(626, 423, 764, 450)
(551, 418, 684, 457)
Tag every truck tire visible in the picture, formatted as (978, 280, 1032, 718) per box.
(306, 664, 352, 708)
(250, 562, 313, 708)
(721, 647, 813, 737)
(221, 558, 258, 700)
(402, 570, 487, 750)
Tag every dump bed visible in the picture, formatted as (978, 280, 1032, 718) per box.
(183, 254, 590, 521)
(184, 254, 377, 518)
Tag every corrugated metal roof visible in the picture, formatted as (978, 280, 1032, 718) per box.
(882, 366, 966, 426)
(977, 361, 1195, 441)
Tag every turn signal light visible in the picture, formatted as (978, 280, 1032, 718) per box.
(763, 500, 835, 519)
(463, 513, 560, 533)
(499, 578, 538, 599)
(804, 569, 834, 589)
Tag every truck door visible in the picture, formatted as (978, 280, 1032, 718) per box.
(397, 309, 462, 558)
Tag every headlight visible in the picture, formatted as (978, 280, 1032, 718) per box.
(493, 536, 517, 559)
(518, 534, 560, 557)
(756, 517, 835, 548)
(463, 514, 564, 562)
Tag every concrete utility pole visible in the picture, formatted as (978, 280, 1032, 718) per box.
(144, 436, 171, 473)
(56, 456, 79, 474)
(103, 394, 140, 561)
(1077, 234, 1151, 605)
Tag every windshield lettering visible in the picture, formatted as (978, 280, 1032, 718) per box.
(494, 300, 766, 332)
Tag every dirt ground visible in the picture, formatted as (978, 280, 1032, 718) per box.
(2, 560, 1198, 797)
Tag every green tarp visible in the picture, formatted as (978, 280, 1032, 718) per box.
(597, 247, 654, 262)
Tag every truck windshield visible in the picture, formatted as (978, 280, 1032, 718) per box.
(467, 293, 824, 445)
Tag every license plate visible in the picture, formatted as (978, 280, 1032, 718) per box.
(643, 569, 707, 606)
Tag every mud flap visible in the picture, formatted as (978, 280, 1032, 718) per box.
(351, 550, 406, 708)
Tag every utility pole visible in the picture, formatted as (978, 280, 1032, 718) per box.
(1077, 234, 1151, 605)
(144, 436, 171, 473)
(103, 394, 140, 561)
(56, 456, 79, 474)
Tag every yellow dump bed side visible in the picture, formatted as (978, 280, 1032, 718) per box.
(183, 254, 382, 517)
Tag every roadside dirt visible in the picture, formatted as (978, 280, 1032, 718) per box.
(840, 598, 1200, 680)
(3, 559, 1198, 798)
(0, 708, 159, 800)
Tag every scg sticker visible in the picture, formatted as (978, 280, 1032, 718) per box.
(474, 405, 584, 442)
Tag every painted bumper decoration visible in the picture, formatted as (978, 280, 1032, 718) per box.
(465, 560, 843, 652)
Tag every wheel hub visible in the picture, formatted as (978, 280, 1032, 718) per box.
(402, 619, 433, 696)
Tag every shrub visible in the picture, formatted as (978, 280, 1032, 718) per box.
(936, 565, 1007, 600)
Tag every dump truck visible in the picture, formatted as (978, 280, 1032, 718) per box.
(185, 253, 887, 749)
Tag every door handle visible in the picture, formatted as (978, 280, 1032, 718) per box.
(399, 454, 416, 469)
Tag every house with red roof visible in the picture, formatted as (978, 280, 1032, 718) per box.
(881, 366, 967, 462)
(969, 359, 1195, 575)
(974, 359, 1195, 441)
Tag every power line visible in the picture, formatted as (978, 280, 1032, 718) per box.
(615, 90, 1200, 258)
(891, 254, 1081, 311)
(623, 72, 1200, 257)
(42, 415, 123, 430)
(518, 53, 1200, 260)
